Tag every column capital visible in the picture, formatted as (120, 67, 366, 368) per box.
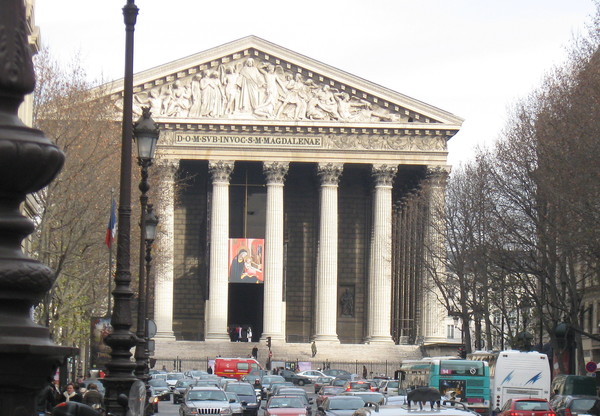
(426, 166, 450, 187)
(263, 161, 289, 184)
(371, 164, 397, 186)
(209, 160, 234, 183)
(155, 158, 180, 176)
(317, 162, 344, 185)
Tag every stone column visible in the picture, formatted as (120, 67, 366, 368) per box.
(366, 164, 397, 344)
(314, 163, 343, 343)
(205, 160, 234, 340)
(422, 166, 449, 343)
(154, 159, 179, 339)
(262, 161, 289, 342)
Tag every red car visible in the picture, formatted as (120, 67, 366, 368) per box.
(498, 398, 556, 416)
(263, 395, 308, 416)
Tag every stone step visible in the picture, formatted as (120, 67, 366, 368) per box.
(153, 339, 422, 372)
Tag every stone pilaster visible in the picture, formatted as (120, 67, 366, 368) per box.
(205, 160, 234, 340)
(366, 164, 397, 344)
(314, 162, 343, 343)
(262, 161, 289, 342)
(422, 166, 450, 343)
(154, 159, 179, 339)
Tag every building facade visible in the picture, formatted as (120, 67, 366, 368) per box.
(105, 36, 463, 347)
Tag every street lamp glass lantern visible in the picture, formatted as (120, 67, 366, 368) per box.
(134, 107, 159, 161)
(145, 206, 159, 241)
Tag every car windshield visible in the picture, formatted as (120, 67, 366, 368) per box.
(515, 401, 550, 411)
(187, 390, 228, 401)
(167, 373, 184, 380)
(148, 379, 168, 387)
(269, 397, 305, 408)
(328, 398, 365, 410)
(353, 393, 384, 404)
(263, 376, 285, 384)
(153, 374, 167, 380)
(227, 384, 255, 395)
(322, 387, 344, 395)
(176, 380, 193, 387)
(226, 392, 240, 402)
(571, 399, 600, 412)
(189, 370, 207, 377)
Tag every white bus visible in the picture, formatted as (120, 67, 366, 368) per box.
(469, 350, 551, 414)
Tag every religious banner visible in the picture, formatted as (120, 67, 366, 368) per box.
(89, 316, 112, 371)
(229, 238, 264, 284)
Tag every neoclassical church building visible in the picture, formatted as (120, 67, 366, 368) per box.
(105, 36, 463, 348)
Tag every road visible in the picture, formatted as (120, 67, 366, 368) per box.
(155, 384, 317, 416)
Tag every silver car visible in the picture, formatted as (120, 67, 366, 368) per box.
(180, 386, 234, 416)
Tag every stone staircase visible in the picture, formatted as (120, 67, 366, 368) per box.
(153, 339, 422, 370)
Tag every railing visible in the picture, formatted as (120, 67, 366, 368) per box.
(153, 358, 402, 378)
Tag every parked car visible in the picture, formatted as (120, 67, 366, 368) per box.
(497, 398, 556, 416)
(314, 377, 335, 393)
(166, 372, 185, 387)
(260, 375, 286, 399)
(317, 387, 345, 407)
(263, 395, 308, 416)
(377, 380, 400, 395)
(226, 392, 245, 416)
(316, 395, 366, 416)
(552, 395, 600, 416)
(323, 370, 352, 379)
(276, 387, 314, 415)
(341, 391, 385, 406)
(180, 386, 234, 416)
(279, 369, 312, 386)
(184, 370, 208, 380)
(224, 381, 261, 416)
(147, 378, 170, 401)
(297, 370, 328, 381)
(172, 379, 196, 404)
(343, 380, 375, 392)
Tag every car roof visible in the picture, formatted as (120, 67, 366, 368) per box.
(189, 386, 222, 391)
(354, 404, 478, 416)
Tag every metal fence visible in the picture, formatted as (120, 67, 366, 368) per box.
(153, 357, 402, 378)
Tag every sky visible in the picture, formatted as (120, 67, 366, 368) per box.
(35, 0, 597, 166)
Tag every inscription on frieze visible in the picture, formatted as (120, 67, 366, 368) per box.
(175, 133, 323, 148)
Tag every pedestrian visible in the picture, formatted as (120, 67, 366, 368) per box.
(36, 381, 59, 414)
(362, 365, 368, 379)
(83, 383, 104, 411)
(247, 326, 253, 342)
(252, 346, 258, 360)
(59, 383, 83, 403)
(311, 341, 317, 357)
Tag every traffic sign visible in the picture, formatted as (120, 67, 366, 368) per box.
(585, 361, 597, 373)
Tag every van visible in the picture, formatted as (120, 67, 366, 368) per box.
(213, 357, 261, 380)
(551, 375, 597, 397)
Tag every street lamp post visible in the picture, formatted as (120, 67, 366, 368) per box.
(144, 205, 159, 370)
(0, 1, 73, 412)
(103, 0, 140, 413)
(134, 108, 159, 381)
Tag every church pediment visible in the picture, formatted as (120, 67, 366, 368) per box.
(106, 36, 463, 131)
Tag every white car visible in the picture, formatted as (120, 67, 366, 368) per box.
(296, 370, 327, 381)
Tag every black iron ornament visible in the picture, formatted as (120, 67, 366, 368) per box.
(0, 0, 73, 413)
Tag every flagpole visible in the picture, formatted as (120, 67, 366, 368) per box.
(108, 188, 114, 317)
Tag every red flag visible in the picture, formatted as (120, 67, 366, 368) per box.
(105, 198, 117, 247)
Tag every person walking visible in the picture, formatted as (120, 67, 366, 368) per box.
(59, 383, 83, 403)
(251, 346, 258, 360)
(83, 383, 104, 411)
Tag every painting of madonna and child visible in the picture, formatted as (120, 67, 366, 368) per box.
(229, 238, 264, 284)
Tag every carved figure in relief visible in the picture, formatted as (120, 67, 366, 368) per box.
(222, 66, 240, 115)
(276, 73, 309, 119)
(188, 74, 203, 117)
(163, 80, 191, 117)
(237, 58, 265, 112)
(254, 63, 286, 118)
(315, 85, 340, 119)
(334, 92, 370, 121)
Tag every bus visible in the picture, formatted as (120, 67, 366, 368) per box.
(469, 350, 551, 414)
(399, 358, 490, 415)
